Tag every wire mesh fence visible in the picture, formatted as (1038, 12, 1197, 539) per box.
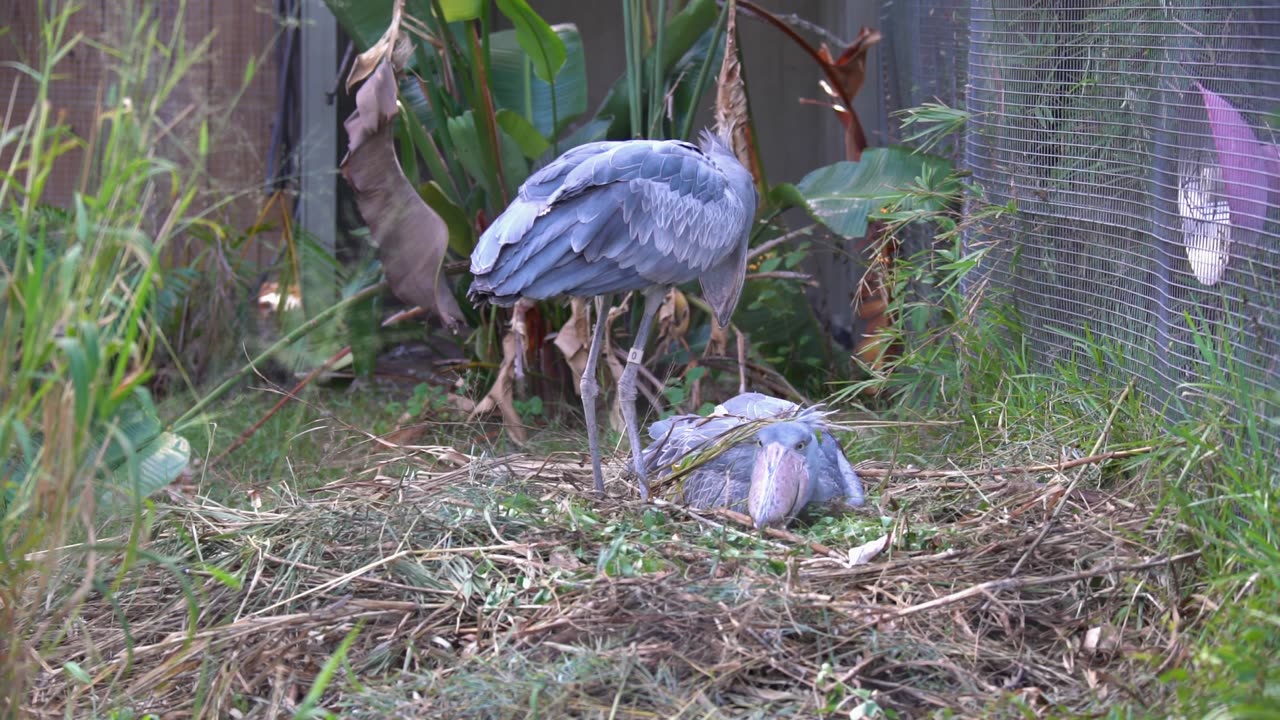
(955, 1, 1280, 448)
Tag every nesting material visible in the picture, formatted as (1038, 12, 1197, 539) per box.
(29, 443, 1192, 718)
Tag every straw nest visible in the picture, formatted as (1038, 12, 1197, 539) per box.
(29, 438, 1197, 718)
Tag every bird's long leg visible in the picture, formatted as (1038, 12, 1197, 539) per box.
(581, 294, 612, 496)
(735, 324, 748, 394)
(617, 286, 666, 501)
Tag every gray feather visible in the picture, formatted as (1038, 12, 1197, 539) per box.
(642, 392, 864, 513)
(469, 134, 756, 309)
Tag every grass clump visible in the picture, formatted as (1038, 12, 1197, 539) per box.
(0, 1, 226, 713)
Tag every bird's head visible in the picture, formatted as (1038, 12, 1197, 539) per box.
(747, 421, 819, 530)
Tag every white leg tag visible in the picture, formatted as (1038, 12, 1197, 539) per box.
(627, 347, 644, 365)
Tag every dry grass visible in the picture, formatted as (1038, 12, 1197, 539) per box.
(27, 432, 1198, 719)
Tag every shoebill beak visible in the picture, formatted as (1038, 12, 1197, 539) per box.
(747, 442, 811, 530)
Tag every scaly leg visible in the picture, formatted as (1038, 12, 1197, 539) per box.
(735, 324, 748, 394)
(581, 294, 612, 496)
(616, 286, 665, 501)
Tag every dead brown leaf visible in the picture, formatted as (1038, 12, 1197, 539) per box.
(846, 533, 889, 566)
(734, 3, 880, 162)
(817, 27, 882, 160)
(340, 61, 465, 330)
(654, 288, 690, 357)
(549, 548, 583, 571)
(604, 303, 628, 434)
(345, 0, 414, 93)
(714, 0, 762, 183)
(467, 332, 527, 444)
(552, 298, 592, 393)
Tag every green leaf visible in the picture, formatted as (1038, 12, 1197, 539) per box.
(446, 111, 529, 204)
(97, 399, 190, 507)
(552, 117, 611, 156)
(326, 0, 472, 61)
(494, 0, 565, 84)
(440, 0, 482, 21)
(199, 564, 244, 590)
(596, 0, 717, 140)
(73, 193, 89, 242)
(101, 430, 190, 509)
(489, 24, 586, 138)
(56, 328, 99, 427)
(771, 147, 956, 240)
(63, 662, 93, 685)
(495, 109, 550, 159)
(323, 0, 396, 52)
(243, 54, 257, 87)
(446, 111, 496, 201)
(669, 20, 725, 139)
(419, 180, 475, 257)
(399, 97, 461, 199)
(100, 409, 163, 471)
(295, 623, 363, 719)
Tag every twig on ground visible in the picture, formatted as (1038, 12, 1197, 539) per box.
(205, 292, 432, 469)
(855, 443, 1159, 480)
(207, 346, 352, 469)
(883, 550, 1200, 622)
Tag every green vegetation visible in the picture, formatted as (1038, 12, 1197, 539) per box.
(0, 3, 204, 712)
(0, 1, 1275, 718)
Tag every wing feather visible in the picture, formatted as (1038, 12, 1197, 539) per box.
(469, 138, 751, 303)
(642, 392, 864, 510)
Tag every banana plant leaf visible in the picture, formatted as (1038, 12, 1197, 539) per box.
(669, 27, 725, 140)
(2, 406, 190, 513)
(771, 147, 957, 240)
(361, 21, 586, 147)
(595, 0, 719, 139)
(495, 0, 566, 84)
(489, 24, 587, 139)
(99, 417, 191, 510)
(446, 110, 530, 202)
(328, 0, 479, 52)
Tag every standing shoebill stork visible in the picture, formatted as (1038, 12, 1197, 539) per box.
(468, 129, 756, 500)
(643, 393, 865, 529)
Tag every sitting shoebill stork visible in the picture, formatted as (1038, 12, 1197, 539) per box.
(643, 393, 865, 529)
(468, 129, 757, 500)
